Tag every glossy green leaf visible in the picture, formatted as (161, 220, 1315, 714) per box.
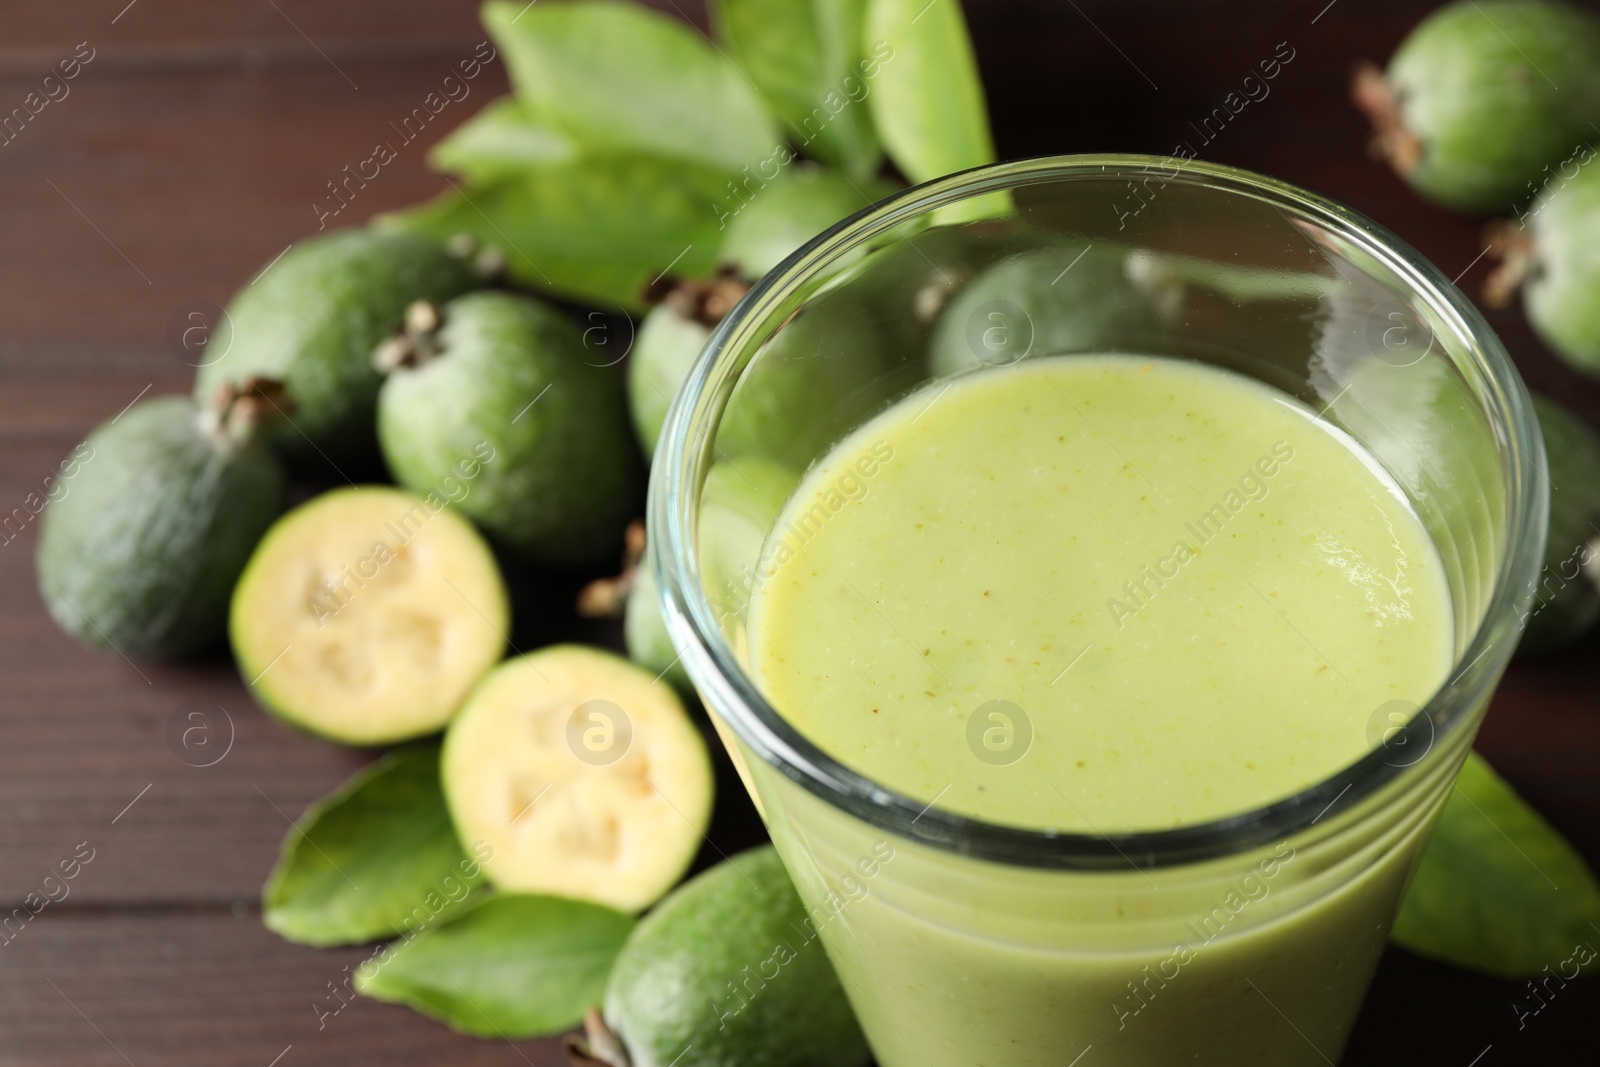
(1392, 752, 1600, 978)
(376, 157, 728, 311)
(428, 96, 576, 184)
(355, 894, 636, 1038)
(711, 0, 882, 179)
(483, 0, 779, 173)
(263, 746, 486, 947)
(864, 0, 994, 186)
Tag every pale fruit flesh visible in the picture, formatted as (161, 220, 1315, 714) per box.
(231, 486, 508, 745)
(442, 646, 713, 912)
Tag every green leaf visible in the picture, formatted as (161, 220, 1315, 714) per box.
(864, 0, 994, 186)
(483, 0, 779, 174)
(711, 0, 882, 180)
(377, 157, 728, 311)
(263, 745, 486, 948)
(719, 166, 898, 277)
(355, 894, 636, 1038)
(428, 96, 576, 184)
(1392, 752, 1600, 978)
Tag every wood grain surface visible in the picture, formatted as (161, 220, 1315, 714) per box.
(0, 0, 1594, 1063)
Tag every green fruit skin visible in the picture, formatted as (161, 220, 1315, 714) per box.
(628, 305, 711, 460)
(1389, 0, 1600, 213)
(713, 223, 1031, 469)
(928, 242, 1159, 375)
(626, 458, 797, 693)
(604, 846, 869, 1067)
(195, 230, 480, 478)
(378, 291, 642, 567)
(1526, 161, 1600, 375)
(715, 285, 922, 470)
(630, 166, 894, 465)
(36, 396, 289, 658)
(625, 565, 693, 696)
(720, 169, 890, 280)
(1519, 394, 1600, 654)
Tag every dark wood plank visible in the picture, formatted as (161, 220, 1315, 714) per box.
(2, 909, 557, 1066)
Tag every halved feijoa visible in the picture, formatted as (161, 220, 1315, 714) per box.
(231, 486, 508, 745)
(37, 389, 289, 658)
(441, 645, 712, 912)
(196, 230, 481, 478)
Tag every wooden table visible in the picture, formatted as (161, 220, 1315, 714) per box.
(1, 1, 1594, 1063)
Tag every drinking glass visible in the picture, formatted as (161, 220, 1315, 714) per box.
(649, 156, 1546, 1066)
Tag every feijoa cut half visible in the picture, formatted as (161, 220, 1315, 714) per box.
(376, 292, 641, 566)
(196, 229, 481, 478)
(441, 645, 712, 912)
(37, 387, 289, 658)
(231, 486, 508, 745)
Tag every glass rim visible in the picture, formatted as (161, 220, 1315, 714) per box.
(650, 153, 1548, 871)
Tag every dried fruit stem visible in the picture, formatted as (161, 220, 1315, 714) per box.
(1351, 62, 1423, 177)
(202, 377, 293, 446)
(564, 1008, 633, 1067)
(373, 300, 446, 372)
(577, 521, 647, 618)
(643, 266, 752, 328)
(1482, 219, 1535, 308)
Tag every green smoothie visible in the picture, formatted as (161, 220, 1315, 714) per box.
(740, 354, 1455, 1065)
(750, 355, 1451, 830)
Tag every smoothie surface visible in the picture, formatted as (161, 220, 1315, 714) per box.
(746, 355, 1452, 831)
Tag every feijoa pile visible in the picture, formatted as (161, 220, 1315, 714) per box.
(31, 0, 1012, 1055)
(30, 0, 1600, 1057)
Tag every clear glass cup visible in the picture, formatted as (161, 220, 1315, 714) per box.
(649, 156, 1546, 1066)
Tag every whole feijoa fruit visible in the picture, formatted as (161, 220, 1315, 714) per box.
(376, 292, 641, 567)
(928, 242, 1160, 375)
(195, 230, 481, 478)
(1518, 394, 1600, 654)
(594, 846, 869, 1067)
(576, 521, 693, 698)
(719, 168, 887, 280)
(715, 281, 926, 469)
(588, 459, 795, 695)
(37, 386, 289, 658)
(1352, 0, 1600, 213)
(1487, 161, 1600, 376)
(622, 563, 690, 694)
(636, 224, 1024, 470)
(627, 271, 749, 459)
